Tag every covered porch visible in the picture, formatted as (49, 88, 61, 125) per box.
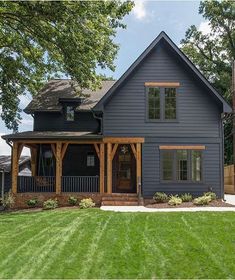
(2, 131, 144, 196)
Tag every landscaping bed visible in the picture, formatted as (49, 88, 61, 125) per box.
(146, 199, 234, 208)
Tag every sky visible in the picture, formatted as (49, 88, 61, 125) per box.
(0, 0, 208, 155)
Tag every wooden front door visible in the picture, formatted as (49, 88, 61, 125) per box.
(113, 145, 136, 193)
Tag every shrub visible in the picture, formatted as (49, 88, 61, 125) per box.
(181, 193, 193, 202)
(193, 195, 211, 206)
(43, 199, 58, 210)
(68, 196, 78, 206)
(27, 198, 38, 208)
(168, 195, 182, 206)
(153, 192, 169, 203)
(2, 191, 15, 209)
(79, 198, 95, 209)
(204, 192, 217, 201)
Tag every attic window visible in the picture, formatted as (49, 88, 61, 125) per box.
(66, 106, 75, 121)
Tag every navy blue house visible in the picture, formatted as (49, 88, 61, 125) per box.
(2, 32, 231, 204)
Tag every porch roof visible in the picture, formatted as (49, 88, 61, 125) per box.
(1, 131, 102, 141)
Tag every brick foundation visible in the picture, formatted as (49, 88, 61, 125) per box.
(13, 192, 103, 209)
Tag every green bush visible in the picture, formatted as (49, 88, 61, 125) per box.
(43, 199, 58, 210)
(153, 192, 169, 203)
(79, 198, 95, 209)
(181, 193, 193, 202)
(193, 195, 211, 206)
(68, 196, 78, 206)
(2, 191, 15, 209)
(204, 192, 217, 201)
(168, 195, 182, 206)
(27, 198, 38, 207)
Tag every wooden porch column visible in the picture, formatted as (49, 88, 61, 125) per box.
(12, 142, 19, 194)
(55, 142, 62, 194)
(136, 143, 142, 195)
(99, 143, 105, 193)
(107, 143, 112, 194)
(30, 147, 37, 177)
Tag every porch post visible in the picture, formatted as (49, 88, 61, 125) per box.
(12, 142, 19, 194)
(136, 143, 142, 195)
(30, 147, 37, 177)
(55, 142, 62, 194)
(107, 142, 112, 194)
(99, 143, 105, 193)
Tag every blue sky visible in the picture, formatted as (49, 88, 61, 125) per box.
(0, 0, 207, 154)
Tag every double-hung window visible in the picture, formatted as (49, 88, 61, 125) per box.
(161, 149, 203, 183)
(147, 86, 177, 121)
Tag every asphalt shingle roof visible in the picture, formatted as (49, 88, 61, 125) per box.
(0, 156, 30, 172)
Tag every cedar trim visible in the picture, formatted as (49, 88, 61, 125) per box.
(103, 137, 144, 144)
(145, 82, 180, 87)
(159, 145, 206, 150)
(94, 143, 100, 159)
(130, 144, 137, 159)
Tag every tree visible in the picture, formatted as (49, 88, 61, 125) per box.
(180, 0, 235, 164)
(0, 1, 133, 130)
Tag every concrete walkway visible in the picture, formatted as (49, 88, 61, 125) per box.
(100, 205, 235, 212)
(224, 194, 235, 205)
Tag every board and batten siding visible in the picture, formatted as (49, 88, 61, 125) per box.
(102, 41, 224, 198)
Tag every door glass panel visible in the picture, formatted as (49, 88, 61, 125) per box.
(177, 150, 188, 181)
(119, 145, 131, 179)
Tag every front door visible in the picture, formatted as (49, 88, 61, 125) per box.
(113, 144, 136, 193)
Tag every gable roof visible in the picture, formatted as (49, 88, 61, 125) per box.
(24, 79, 115, 114)
(0, 156, 30, 172)
(94, 31, 231, 113)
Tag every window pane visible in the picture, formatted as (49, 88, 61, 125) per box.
(87, 153, 95, 167)
(162, 151, 174, 180)
(165, 88, 176, 119)
(177, 150, 188, 181)
(66, 106, 74, 121)
(192, 151, 202, 182)
(148, 87, 160, 119)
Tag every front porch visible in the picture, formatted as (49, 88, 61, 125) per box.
(7, 133, 144, 198)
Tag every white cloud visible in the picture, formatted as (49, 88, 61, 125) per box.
(132, 0, 147, 20)
(0, 134, 30, 156)
(198, 21, 211, 35)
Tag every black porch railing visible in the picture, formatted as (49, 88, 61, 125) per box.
(17, 176, 55, 193)
(62, 176, 99, 193)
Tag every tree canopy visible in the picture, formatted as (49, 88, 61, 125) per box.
(0, 1, 133, 130)
(180, 0, 235, 164)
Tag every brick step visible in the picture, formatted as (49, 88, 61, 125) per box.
(101, 200, 139, 206)
(102, 196, 138, 202)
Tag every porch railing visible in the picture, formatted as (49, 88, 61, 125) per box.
(17, 176, 55, 193)
(62, 176, 99, 193)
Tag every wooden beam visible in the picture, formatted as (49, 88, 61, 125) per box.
(55, 142, 62, 194)
(24, 143, 38, 150)
(12, 142, 19, 194)
(17, 143, 24, 161)
(111, 144, 118, 160)
(159, 145, 206, 150)
(14, 140, 103, 144)
(107, 143, 112, 194)
(104, 137, 144, 144)
(136, 143, 142, 195)
(130, 144, 137, 159)
(145, 82, 180, 87)
(61, 143, 68, 160)
(94, 143, 100, 159)
(30, 147, 37, 177)
(99, 143, 105, 193)
(51, 144, 56, 158)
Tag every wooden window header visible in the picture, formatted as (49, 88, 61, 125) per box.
(145, 82, 180, 87)
(159, 145, 206, 150)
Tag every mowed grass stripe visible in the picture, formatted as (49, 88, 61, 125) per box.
(0, 209, 235, 279)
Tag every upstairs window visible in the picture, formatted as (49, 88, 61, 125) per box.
(66, 106, 75, 121)
(87, 153, 95, 167)
(146, 86, 177, 121)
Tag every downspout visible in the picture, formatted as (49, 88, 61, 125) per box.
(92, 110, 103, 135)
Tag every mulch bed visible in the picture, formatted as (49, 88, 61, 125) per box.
(146, 199, 234, 208)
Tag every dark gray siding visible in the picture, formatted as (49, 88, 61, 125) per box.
(103, 42, 222, 138)
(0, 172, 11, 195)
(102, 41, 224, 198)
(34, 111, 99, 132)
(142, 138, 223, 198)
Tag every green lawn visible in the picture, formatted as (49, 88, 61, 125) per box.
(0, 209, 235, 279)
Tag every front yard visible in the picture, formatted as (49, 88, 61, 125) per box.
(0, 208, 235, 279)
